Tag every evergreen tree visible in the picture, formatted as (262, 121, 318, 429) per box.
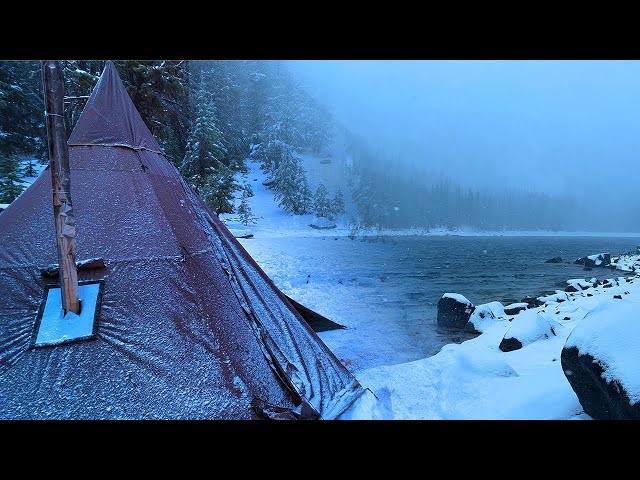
(273, 152, 311, 215)
(0, 156, 25, 204)
(0, 60, 45, 159)
(21, 157, 37, 177)
(237, 188, 256, 226)
(332, 188, 346, 216)
(180, 90, 227, 186)
(200, 162, 239, 216)
(313, 183, 332, 218)
(62, 61, 102, 132)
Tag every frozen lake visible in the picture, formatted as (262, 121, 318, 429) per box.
(240, 235, 639, 372)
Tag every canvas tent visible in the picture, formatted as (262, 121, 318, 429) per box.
(0, 61, 371, 419)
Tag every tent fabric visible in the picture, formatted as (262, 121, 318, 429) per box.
(0, 61, 366, 419)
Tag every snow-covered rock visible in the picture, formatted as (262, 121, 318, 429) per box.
(574, 253, 611, 268)
(562, 299, 640, 419)
(437, 293, 474, 329)
(538, 291, 569, 304)
(309, 217, 337, 229)
(499, 311, 561, 352)
(466, 302, 505, 334)
(521, 295, 544, 308)
(504, 302, 528, 316)
(565, 278, 594, 293)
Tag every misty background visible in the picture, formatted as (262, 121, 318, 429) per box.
(2, 60, 640, 231)
(289, 60, 640, 195)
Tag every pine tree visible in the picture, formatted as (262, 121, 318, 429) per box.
(237, 188, 256, 226)
(0, 155, 25, 203)
(0, 61, 45, 159)
(273, 152, 311, 215)
(200, 162, 239, 216)
(21, 157, 37, 177)
(313, 183, 332, 218)
(180, 90, 227, 186)
(332, 188, 346, 217)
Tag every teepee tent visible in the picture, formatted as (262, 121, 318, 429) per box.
(0, 61, 372, 419)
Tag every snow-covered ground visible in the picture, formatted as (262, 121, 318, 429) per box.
(358, 270, 640, 419)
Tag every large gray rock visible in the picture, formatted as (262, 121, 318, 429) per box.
(437, 293, 474, 329)
(561, 300, 640, 419)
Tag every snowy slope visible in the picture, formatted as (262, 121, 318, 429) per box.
(220, 159, 352, 237)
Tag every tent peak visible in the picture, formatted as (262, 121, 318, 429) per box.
(67, 61, 164, 155)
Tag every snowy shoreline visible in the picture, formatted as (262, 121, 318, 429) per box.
(355, 253, 640, 419)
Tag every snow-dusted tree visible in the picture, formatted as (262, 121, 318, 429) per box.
(237, 189, 257, 226)
(0, 156, 25, 203)
(0, 61, 45, 159)
(180, 90, 227, 186)
(21, 157, 37, 177)
(313, 183, 332, 218)
(332, 188, 346, 216)
(200, 162, 239, 216)
(273, 152, 311, 215)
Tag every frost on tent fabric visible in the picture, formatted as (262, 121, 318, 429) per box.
(0, 61, 371, 420)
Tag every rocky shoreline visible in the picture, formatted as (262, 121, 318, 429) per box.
(436, 250, 640, 419)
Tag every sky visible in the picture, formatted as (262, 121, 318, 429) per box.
(287, 60, 640, 200)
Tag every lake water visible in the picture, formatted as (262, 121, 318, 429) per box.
(241, 235, 640, 371)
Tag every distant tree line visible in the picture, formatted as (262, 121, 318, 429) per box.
(346, 132, 583, 232)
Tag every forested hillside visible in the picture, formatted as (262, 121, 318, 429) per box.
(0, 60, 617, 232)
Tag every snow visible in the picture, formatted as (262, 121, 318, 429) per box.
(34, 283, 100, 346)
(504, 302, 529, 310)
(565, 299, 640, 405)
(310, 216, 336, 229)
(567, 279, 594, 290)
(468, 302, 505, 333)
(501, 310, 561, 347)
(442, 293, 472, 305)
(587, 253, 608, 265)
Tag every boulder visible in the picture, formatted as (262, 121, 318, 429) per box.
(499, 311, 560, 352)
(565, 278, 593, 292)
(561, 300, 640, 419)
(437, 293, 474, 329)
(504, 303, 528, 316)
(521, 296, 543, 308)
(574, 253, 611, 268)
(309, 217, 337, 230)
(545, 257, 563, 263)
(466, 301, 505, 334)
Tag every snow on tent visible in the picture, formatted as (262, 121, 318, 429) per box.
(0, 61, 374, 419)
